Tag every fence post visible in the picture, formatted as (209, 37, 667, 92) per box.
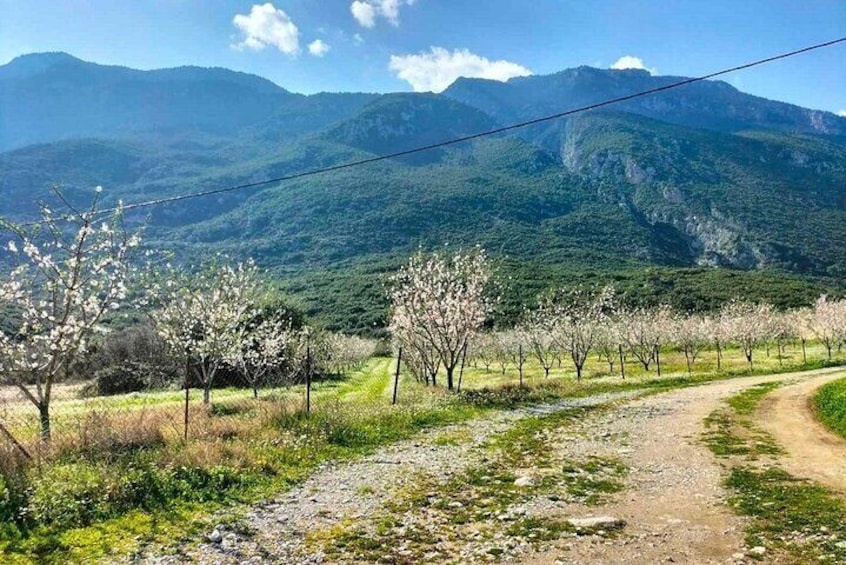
(619, 344, 626, 380)
(183, 357, 190, 443)
(306, 341, 312, 414)
(392, 347, 402, 405)
(0, 420, 31, 460)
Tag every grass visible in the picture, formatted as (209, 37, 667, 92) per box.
(311, 403, 627, 563)
(814, 377, 846, 440)
(0, 342, 842, 563)
(703, 378, 846, 562)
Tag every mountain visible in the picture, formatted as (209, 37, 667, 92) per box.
(444, 67, 846, 137)
(2, 53, 846, 331)
(0, 52, 377, 151)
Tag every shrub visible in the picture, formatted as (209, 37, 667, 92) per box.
(84, 325, 179, 395)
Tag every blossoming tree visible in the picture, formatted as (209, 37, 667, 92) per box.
(148, 259, 263, 405)
(0, 191, 139, 441)
(388, 249, 492, 391)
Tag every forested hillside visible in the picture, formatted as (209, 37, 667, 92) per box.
(2, 52, 845, 331)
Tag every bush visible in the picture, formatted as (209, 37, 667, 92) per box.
(815, 377, 846, 439)
(92, 361, 174, 396)
(84, 325, 179, 395)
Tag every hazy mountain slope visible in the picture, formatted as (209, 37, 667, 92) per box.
(0, 53, 378, 151)
(2, 53, 846, 330)
(444, 67, 846, 137)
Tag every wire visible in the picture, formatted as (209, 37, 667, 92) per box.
(19, 35, 846, 222)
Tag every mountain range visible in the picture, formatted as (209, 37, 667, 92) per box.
(1, 52, 845, 331)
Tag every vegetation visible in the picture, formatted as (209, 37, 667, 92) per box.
(814, 377, 846, 440)
(703, 380, 846, 562)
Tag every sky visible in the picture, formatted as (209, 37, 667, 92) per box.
(0, 0, 844, 115)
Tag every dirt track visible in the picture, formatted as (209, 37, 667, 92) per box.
(757, 370, 846, 493)
(141, 368, 846, 564)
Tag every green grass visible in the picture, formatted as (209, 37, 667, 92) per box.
(0, 343, 843, 564)
(312, 403, 626, 562)
(814, 377, 846, 440)
(703, 378, 846, 562)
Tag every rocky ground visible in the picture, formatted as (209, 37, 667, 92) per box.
(139, 368, 846, 565)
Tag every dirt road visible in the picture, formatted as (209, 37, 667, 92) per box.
(757, 371, 846, 493)
(141, 368, 844, 564)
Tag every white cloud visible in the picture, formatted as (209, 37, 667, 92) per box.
(610, 55, 656, 75)
(389, 47, 532, 93)
(308, 39, 330, 57)
(351, 1, 377, 27)
(353, 33, 365, 45)
(351, 0, 415, 28)
(837, 110, 846, 118)
(232, 3, 300, 55)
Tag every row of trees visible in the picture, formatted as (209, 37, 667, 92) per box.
(0, 194, 375, 442)
(1, 192, 844, 442)
(388, 250, 846, 388)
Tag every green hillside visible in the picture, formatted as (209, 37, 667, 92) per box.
(2, 54, 846, 332)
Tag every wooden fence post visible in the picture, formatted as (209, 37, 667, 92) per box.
(392, 347, 402, 405)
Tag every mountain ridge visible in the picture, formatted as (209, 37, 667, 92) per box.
(2, 52, 846, 330)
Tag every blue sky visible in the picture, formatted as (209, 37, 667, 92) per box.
(1, 0, 844, 114)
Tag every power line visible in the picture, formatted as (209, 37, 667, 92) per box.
(20, 36, 846, 222)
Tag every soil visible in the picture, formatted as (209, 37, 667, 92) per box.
(139, 368, 846, 564)
(756, 371, 846, 493)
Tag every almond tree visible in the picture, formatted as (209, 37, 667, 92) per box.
(492, 331, 512, 375)
(324, 333, 376, 375)
(673, 314, 708, 375)
(790, 307, 814, 364)
(594, 317, 623, 376)
(388, 249, 492, 391)
(618, 307, 657, 371)
(229, 318, 294, 398)
(810, 295, 843, 360)
(768, 310, 795, 366)
(522, 302, 558, 378)
(501, 329, 527, 386)
(149, 260, 263, 404)
(722, 300, 773, 368)
(0, 191, 139, 441)
(553, 287, 613, 381)
(703, 310, 732, 371)
(470, 332, 496, 373)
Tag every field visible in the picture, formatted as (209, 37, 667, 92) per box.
(0, 339, 843, 563)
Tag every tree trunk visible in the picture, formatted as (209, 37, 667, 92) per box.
(39, 402, 51, 442)
(802, 339, 807, 364)
(685, 351, 692, 375)
(446, 366, 454, 391)
(203, 385, 211, 405)
(655, 346, 662, 377)
(716, 342, 722, 371)
(518, 345, 524, 388)
(544, 366, 550, 378)
(575, 364, 582, 382)
(253, 386, 259, 399)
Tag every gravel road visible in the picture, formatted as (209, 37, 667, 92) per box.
(140, 368, 843, 564)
